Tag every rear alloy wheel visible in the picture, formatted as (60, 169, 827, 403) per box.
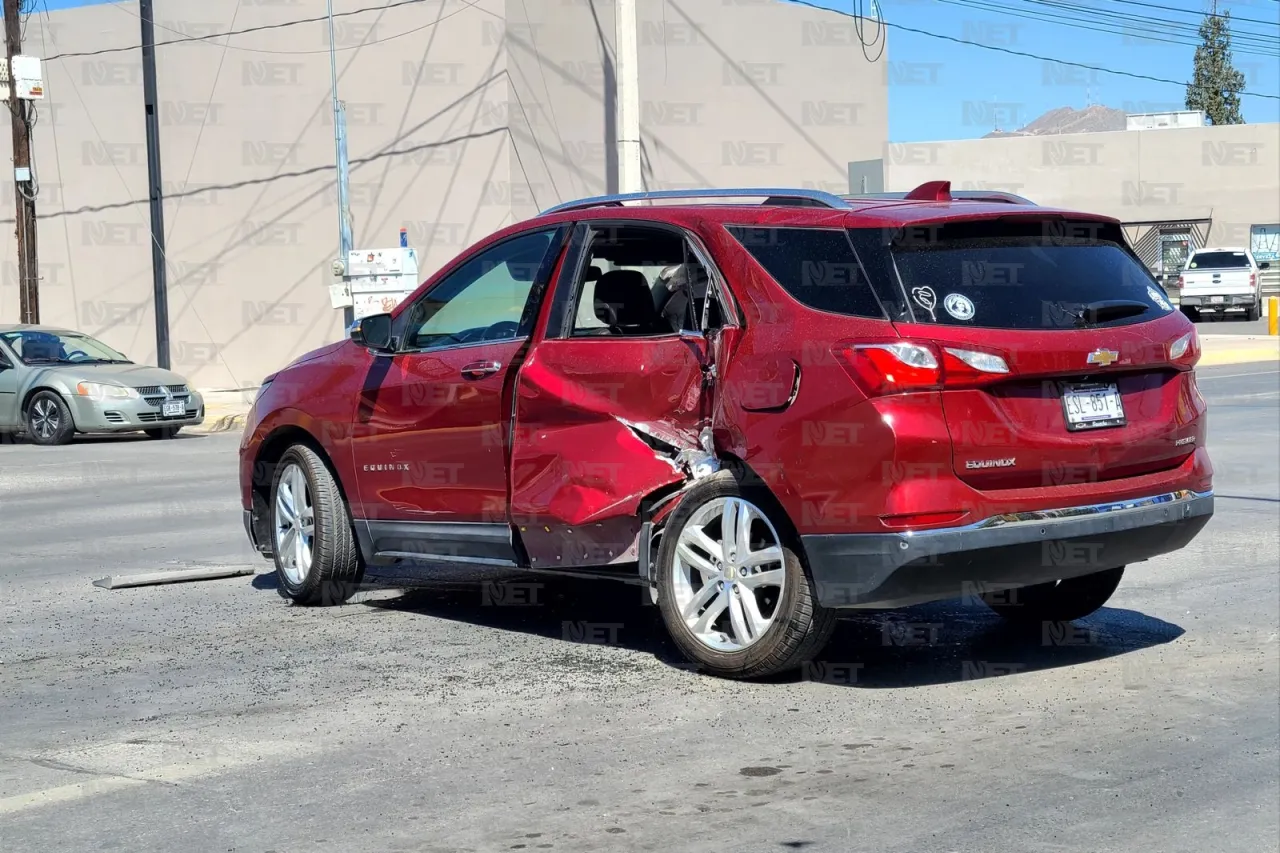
(656, 472, 836, 679)
(270, 444, 363, 605)
(981, 566, 1125, 624)
(145, 427, 182, 440)
(26, 391, 74, 446)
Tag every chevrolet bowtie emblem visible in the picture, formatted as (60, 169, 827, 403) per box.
(1087, 348, 1120, 367)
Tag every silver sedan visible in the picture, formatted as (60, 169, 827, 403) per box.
(0, 324, 205, 445)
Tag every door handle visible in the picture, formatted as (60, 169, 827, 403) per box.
(460, 360, 502, 379)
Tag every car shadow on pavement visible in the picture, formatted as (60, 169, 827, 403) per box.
(793, 601, 1185, 689)
(358, 578, 1185, 687)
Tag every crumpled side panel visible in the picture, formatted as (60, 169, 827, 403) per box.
(510, 337, 707, 568)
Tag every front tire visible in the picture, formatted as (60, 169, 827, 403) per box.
(655, 471, 836, 679)
(270, 444, 363, 605)
(981, 567, 1125, 624)
(26, 390, 75, 446)
(145, 426, 182, 440)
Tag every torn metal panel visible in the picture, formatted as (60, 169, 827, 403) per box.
(509, 337, 710, 568)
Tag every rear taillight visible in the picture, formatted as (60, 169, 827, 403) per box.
(1249, 272, 1258, 289)
(835, 339, 1011, 396)
(1169, 329, 1200, 368)
(1177, 274, 1185, 288)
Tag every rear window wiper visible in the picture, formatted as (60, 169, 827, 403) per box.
(1075, 300, 1151, 327)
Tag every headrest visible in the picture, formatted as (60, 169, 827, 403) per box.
(594, 269, 658, 329)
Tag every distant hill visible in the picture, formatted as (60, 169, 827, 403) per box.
(983, 105, 1128, 138)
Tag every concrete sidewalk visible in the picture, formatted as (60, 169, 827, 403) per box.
(187, 388, 260, 436)
(1197, 334, 1280, 367)
(187, 334, 1279, 436)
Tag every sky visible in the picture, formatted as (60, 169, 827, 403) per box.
(826, 0, 1280, 141)
(22, 0, 1280, 142)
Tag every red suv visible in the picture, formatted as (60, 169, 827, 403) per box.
(239, 183, 1214, 679)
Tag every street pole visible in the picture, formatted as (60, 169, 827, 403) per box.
(325, 0, 353, 329)
(139, 0, 169, 368)
(4, 0, 39, 324)
(614, 0, 641, 193)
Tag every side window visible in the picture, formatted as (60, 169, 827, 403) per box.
(569, 225, 708, 338)
(401, 229, 557, 350)
(726, 226, 885, 319)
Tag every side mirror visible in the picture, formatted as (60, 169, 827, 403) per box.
(1260, 261, 1271, 270)
(349, 313, 394, 351)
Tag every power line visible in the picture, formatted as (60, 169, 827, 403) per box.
(788, 0, 1280, 100)
(46, 0, 462, 60)
(1030, 0, 1279, 46)
(1065, 0, 1280, 29)
(1012, 0, 1280, 48)
(935, 0, 1279, 57)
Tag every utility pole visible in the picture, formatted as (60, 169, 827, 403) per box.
(139, 0, 169, 367)
(325, 0, 353, 329)
(614, 0, 641, 193)
(4, 0, 39, 324)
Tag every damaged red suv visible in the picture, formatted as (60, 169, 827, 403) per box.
(239, 183, 1214, 679)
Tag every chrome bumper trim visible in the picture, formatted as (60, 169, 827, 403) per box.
(906, 489, 1214, 536)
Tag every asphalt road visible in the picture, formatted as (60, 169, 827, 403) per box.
(2, 363, 1277, 853)
(1193, 314, 1272, 335)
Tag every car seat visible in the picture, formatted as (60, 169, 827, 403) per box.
(593, 269, 670, 336)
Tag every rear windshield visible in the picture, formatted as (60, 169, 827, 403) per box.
(891, 222, 1174, 330)
(1187, 251, 1249, 270)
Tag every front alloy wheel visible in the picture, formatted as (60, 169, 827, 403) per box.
(268, 444, 363, 605)
(655, 471, 837, 679)
(26, 391, 74, 446)
(274, 461, 315, 586)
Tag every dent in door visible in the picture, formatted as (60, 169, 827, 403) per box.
(510, 337, 714, 568)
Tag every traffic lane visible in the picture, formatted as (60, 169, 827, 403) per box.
(1, 371, 1277, 851)
(0, 431, 257, 583)
(1196, 363, 1279, 501)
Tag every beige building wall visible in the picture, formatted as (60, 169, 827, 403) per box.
(884, 123, 1280, 287)
(1, 0, 887, 390)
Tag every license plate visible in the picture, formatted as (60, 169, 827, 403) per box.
(162, 401, 185, 417)
(1062, 383, 1126, 431)
(1210, 295, 1225, 303)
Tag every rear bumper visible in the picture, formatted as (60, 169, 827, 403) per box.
(802, 489, 1214, 609)
(1179, 294, 1256, 309)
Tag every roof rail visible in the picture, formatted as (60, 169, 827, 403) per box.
(539, 188, 852, 216)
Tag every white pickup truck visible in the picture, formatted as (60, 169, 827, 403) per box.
(1177, 247, 1271, 321)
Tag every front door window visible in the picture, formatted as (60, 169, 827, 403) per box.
(400, 229, 558, 351)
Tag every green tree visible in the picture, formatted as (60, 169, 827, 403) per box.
(1185, 3, 1246, 125)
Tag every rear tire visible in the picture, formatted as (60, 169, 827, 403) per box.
(655, 471, 837, 679)
(1245, 302, 1261, 322)
(25, 390, 75, 446)
(981, 567, 1125, 624)
(145, 426, 181, 440)
(269, 444, 363, 606)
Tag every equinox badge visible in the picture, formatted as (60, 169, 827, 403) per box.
(1087, 348, 1120, 367)
(966, 458, 1017, 470)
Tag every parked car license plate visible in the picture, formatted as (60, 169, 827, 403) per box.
(162, 401, 185, 417)
(1210, 295, 1225, 303)
(1062, 383, 1125, 431)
